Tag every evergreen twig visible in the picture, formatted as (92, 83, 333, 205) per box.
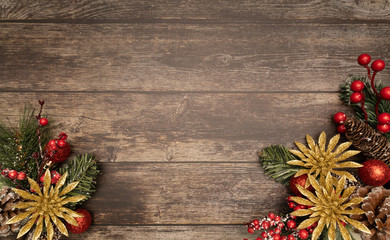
(258, 145, 300, 185)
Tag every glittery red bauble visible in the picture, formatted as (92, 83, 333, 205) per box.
(333, 112, 346, 124)
(66, 209, 92, 234)
(377, 123, 390, 134)
(44, 140, 71, 163)
(357, 54, 371, 66)
(378, 113, 390, 124)
(350, 80, 365, 92)
(289, 174, 314, 196)
(358, 159, 390, 186)
(350, 92, 363, 103)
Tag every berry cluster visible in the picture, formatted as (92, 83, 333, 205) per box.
(245, 211, 309, 240)
(333, 112, 347, 134)
(1, 169, 26, 180)
(46, 132, 68, 154)
(39, 170, 61, 184)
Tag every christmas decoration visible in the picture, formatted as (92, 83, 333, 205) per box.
(245, 55, 390, 240)
(0, 100, 99, 240)
(350, 186, 390, 240)
(287, 132, 361, 185)
(358, 159, 390, 186)
(65, 209, 92, 234)
(290, 173, 370, 240)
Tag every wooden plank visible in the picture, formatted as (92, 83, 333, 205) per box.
(68, 225, 247, 240)
(1, 0, 390, 22)
(84, 162, 288, 225)
(1, 23, 390, 92)
(0, 92, 350, 163)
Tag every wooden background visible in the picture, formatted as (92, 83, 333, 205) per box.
(1, 0, 390, 239)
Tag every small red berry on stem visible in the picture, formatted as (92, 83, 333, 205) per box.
(350, 80, 365, 92)
(377, 123, 390, 134)
(350, 92, 363, 103)
(333, 112, 346, 124)
(268, 212, 275, 220)
(1, 169, 9, 176)
(378, 113, 390, 124)
(287, 220, 296, 229)
(371, 59, 385, 72)
(8, 170, 17, 180)
(380, 87, 390, 100)
(57, 139, 66, 148)
(358, 54, 371, 66)
(39, 117, 48, 126)
(17, 172, 26, 180)
(336, 124, 347, 134)
(298, 229, 309, 240)
(248, 227, 255, 234)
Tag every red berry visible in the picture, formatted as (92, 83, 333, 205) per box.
(274, 215, 281, 221)
(298, 229, 309, 240)
(287, 220, 296, 229)
(350, 92, 363, 103)
(17, 172, 26, 180)
(274, 227, 281, 234)
(39, 118, 48, 126)
(48, 140, 56, 147)
(268, 230, 274, 236)
(50, 144, 58, 150)
(59, 132, 68, 140)
(293, 205, 306, 211)
(337, 124, 347, 134)
(378, 113, 390, 124)
(281, 237, 287, 240)
(277, 222, 284, 228)
(340, 221, 346, 226)
(261, 231, 268, 238)
(358, 54, 371, 66)
(40, 174, 45, 183)
(380, 87, 390, 100)
(248, 227, 255, 234)
(333, 112, 346, 124)
(252, 219, 260, 225)
(1, 169, 9, 176)
(371, 59, 385, 72)
(256, 238, 262, 240)
(273, 234, 281, 240)
(268, 212, 275, 220)
(377, 123, 390, 134)
(8, 170, 17, 180)
(261, 221, 270, 230)
(254, 224, 260, 230)
(350, 80, 365, 92)
(290, 215, 297, 220)
(308, 228, 314, 233)
(57, 140, 66, 148)
(287, 235, 296, 240)
(287, 196, 293, 202)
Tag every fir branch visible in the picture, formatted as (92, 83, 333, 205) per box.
(58, 153, 99, 209)
(340, 75, 390, 140)
(258, 145, 300, 185)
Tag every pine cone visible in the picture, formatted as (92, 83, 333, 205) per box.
(0, 187, 25, 237)
(345, 117, 390, 166)
(24, 226, 63, 240)
(350, 186, 390, 240)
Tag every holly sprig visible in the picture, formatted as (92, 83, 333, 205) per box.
(259, 145, 300, 185)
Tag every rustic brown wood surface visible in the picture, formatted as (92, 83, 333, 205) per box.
(1, 0, 390, 239)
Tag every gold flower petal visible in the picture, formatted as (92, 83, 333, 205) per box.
(50, 212, 69, 237)
(60, 207, 84, 218)
(333, 150, 361, 162)
(59, 181, 79, 196)
(43, 169, 51, 196)
(337, 220, 351, 240)
(289, 150, 306, 160)
(318, 131, 326, 153)
(13, 202, 35, 209)
(290, 209, 312, 217)
(55, 172, 68, 192)
(333, 161, 363, 169)
(297, 216, 320, 229)
(60, 195, 86, 205)
(286, 160, 306, 167)
(16, 213, 38, 239)
(312, 217, 326, 240)
(331, 170, 357, 182)
(45, 214, 54, 240)
(295, 141, 312, 156)
(290, 196, 314, 207)
(296, 185, 319, 203)
(62, 212, 79, 226)
(7, 211, 31, 224)
(343, 208, 366, 215)
(344, 217, 371, 234)
(333, 141, 353, 156)
(327, 134, 340, 154)
(27, 178, 42, 196)
(306, 134, 316, 150)
(33, 215, 43, 240)
(328, 220, 336, 240)
(294, 169, 310, 177)
(12, 188, 40, 201)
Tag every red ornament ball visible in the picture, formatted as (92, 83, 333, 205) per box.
(8, 170, 17, 180)
(17, 172, 26, 180)
(380, 87, 390, 100)
(44, 139, 71, 163)
(298, 229, 309, 240)
(337, 124, 347, 134)
(350, 80, 365, 92)
(39, 118, 48, 126)
(377, 123, 390, 134)
(247, 227, 255, 234)
(357, 54, 371, 66)
(371, 59, 385, 72)
(378, 113, 390, 124)
(350, 92, 363, 103)
(289, 174, 314, 196)
(333, 112, 346, 124)
(287, 220, 296, 229)
(66, 209, 92, 234)
(359, 159, 390, 186)
(57, 139, 67, 148)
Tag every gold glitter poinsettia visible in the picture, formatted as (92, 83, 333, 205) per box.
(290, 173, 370, 240)
(287, 131, 362, 185)
(6, 169, 86, 240)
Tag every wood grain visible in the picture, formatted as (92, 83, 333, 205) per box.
(2, 0, 390, 22)
(0, 92, 349, 163)
(84, 162, 288, 225)
(1, 23, 390, 92)
(67, 225, 246, 240)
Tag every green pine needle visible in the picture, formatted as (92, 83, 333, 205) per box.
(340, 75, 390, 141)
(259, 145, 300, 185)
(58, 153, 99, 209)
